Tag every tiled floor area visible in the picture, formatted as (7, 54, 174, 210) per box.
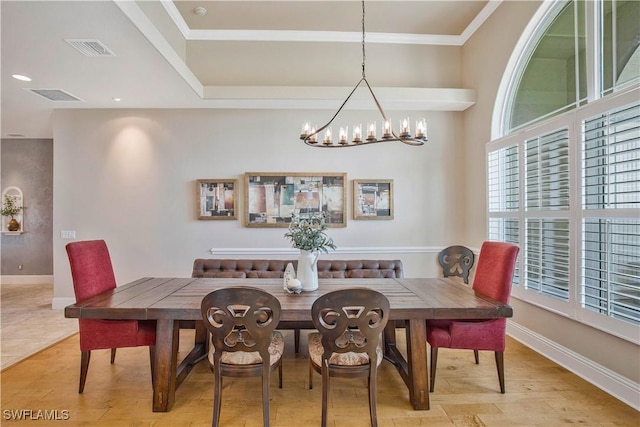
(0, 283, 77, 370)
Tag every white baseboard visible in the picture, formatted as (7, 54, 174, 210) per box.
(507, 321, 640, 411)
(1, 275, 53, 285)
(52, 297, 75, 310)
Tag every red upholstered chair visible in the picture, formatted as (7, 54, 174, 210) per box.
(66, 240, 156, 393)
(427, 241, 519, 393)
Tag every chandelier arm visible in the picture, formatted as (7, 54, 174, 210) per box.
(304, 77, 366, 139)
(362, 78, 389, 123)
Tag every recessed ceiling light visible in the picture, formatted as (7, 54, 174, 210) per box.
(12, 74, 32, 82)
(194, 6, 207, 16)
(112, 97, 122, 102)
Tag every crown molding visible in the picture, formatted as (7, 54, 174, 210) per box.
(160, 0, 502, 47)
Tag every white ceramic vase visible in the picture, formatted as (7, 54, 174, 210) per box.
(297, 250, 319, 291)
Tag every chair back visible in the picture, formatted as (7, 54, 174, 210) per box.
(311, 288, 389, 364)
(472, 241, 519, 303)
(438, 245, 475, 284)
(66, 240, 117, 302)
(201, 286, 281, 363)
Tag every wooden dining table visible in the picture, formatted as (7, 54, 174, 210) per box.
(64, 277, 512, 412)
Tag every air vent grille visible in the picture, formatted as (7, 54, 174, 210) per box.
(26, 89, 84, 102)
(65, 39, 114, 57)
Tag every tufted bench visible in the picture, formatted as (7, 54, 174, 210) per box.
(191, 258, 404, 351)
(192, 259, 404, 279)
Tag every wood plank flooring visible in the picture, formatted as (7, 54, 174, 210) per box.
(1, 329, 638, 426)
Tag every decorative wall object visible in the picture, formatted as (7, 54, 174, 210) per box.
(353, 179, 393, 220)
(244, 172, 346, 227)
(197, 179, 237, 220)
(1, 186, 24, 234)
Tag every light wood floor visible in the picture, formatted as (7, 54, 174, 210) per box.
(0, 284, 637, 426)
(1, 327, 638, 426)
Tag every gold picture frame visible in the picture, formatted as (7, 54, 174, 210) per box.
(197, 179, 238, 220)
(245, 172, 346, 227)
(353, 179, 394, 220)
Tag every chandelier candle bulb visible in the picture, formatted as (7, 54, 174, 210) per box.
(383, 120, 392, 138)
(323, 128, 333, 145)
(367, 122, 376, 141)
(400, 118, 410, 137)
(339, 127, 348, 145)
(353, 124, 362, 143)
(309, 126, 317, 143)
(416, 118, 427, 139)
(301, 122, 310, 139)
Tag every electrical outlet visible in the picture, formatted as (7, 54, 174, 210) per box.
(61, 230, 76, 239)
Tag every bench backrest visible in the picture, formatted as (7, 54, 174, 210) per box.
(191, 259, 404, 279)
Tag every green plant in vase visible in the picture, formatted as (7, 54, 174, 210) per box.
(284, 213, 336, 292)
(1, 194, 23, 231)
(284, 212, 336, 253)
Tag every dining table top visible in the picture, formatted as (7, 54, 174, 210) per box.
(64, 276, 513, 322)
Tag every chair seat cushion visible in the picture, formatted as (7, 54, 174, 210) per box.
(79, 318, 156, 351)
(427, 318, 507, 351)
(307, 332, 383, 367)
(208, 330, 284, 366)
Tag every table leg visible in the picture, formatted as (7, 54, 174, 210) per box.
(405, 318, 429, 410)
(152, 319, 179, 412)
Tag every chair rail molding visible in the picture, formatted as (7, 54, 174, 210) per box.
(208, 246, 479, 256)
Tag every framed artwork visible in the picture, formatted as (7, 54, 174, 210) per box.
(245, 172, 346, 227)
(353, 179, 394, 220)
(197, 179, 237, 220)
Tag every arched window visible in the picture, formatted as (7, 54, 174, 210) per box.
(503, 0, 638, 134)
(487, 0, 640, 342)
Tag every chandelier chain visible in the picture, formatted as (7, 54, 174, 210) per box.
(361, 0, 366, 79)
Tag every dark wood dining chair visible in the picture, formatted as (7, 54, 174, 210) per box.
(428, 241, 519, 393)
(201, 286, 284, 427)
(438, 245, 475, 284)
(308, 288, 390, 427)
(65, 240, 156, 393)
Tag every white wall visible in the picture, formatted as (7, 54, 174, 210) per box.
(52, 108, 465, 301)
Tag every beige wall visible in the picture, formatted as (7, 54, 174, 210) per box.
(461, 0, 639, 387)
(52, 108, 465, 299)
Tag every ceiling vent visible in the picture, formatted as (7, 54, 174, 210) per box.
(26, 89, 84, 102)
(65, 39, 115, 57)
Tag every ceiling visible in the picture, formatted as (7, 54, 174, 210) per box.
(1, 1, 501, 139)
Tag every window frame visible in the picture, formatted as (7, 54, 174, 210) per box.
(487, 87, 640, 344)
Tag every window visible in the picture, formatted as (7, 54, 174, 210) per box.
(505, 0, 639, 133)
(581, 103, 640, 325)
(488, 146, 520, 282)
(602, 0, 640, 95)
(489, 0, 639, 341)
(507, 1, 587, 131)
(525, 129, 570, 211)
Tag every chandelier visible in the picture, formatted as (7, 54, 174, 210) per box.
(299, 0, 427, 148)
